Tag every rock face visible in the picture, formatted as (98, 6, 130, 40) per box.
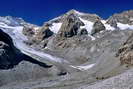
(107, 10, 133, 25)
(33, 25, 53, 48)
(0, 29, 23, 69)
(23, 24, 54, 48)
(35, 26, 53, 41)
(91, 20, 105, 35)
(58, 13, 84, 37)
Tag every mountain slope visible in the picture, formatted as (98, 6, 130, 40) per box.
(0, 9, 133, 89)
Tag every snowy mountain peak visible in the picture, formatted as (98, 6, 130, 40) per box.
(0, 16, 25, 26)
(66, 9, 85, 16)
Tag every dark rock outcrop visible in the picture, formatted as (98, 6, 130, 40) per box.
(78, 28, 88, 35)
(91, 20, 105, 35)
(35, 26, 53, 42)
(0, 29, 23, 69)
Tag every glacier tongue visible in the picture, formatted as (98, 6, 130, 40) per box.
(0, 23, 66, 63)
(0, 23, 95, 71)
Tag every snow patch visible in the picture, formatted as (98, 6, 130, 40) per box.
(70, 63, 95, 71)
(74, 10, 85, 15)
(49, 23, 62, 33)
(88, 34, 96, 40)
(101, 20, 115, 31)
(79, 17, 96, 40)
(117, 23, 133, 30)
(79, 17, 94, 33)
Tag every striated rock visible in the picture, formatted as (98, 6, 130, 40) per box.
(120, 51, 133, 65)
(91, 20, 105, 35)
(117, 32, 133, 65)
(58, 13, 84, 38)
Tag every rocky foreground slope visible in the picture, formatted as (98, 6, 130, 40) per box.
(0, 10, 133, 89)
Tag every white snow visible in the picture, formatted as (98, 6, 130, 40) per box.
(0, 16, 11, 24)
(79, 17, 96, 40)
(88, 34, 96, 40)
(104, 24, 115, 31)
(101, 20, 133, 30)
(74, 10, 84, 15)
(117, 23, 133, 30)
(130, 18, 133, 21)
(79, 17, 94, 33)
(101, 20, 115, 31)
(49, 23, 62, 33)
(0, 22, 8, 26)
(70, 63, 95, 71)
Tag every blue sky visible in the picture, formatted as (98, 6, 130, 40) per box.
(0, 0, 133, 25)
